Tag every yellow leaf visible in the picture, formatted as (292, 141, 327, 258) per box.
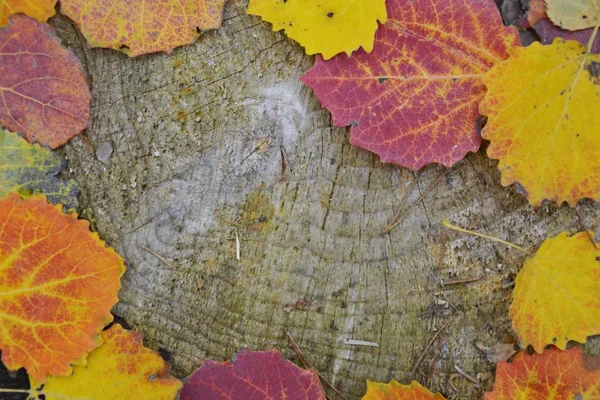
(0, 0, 56, 27)
(362, 380, 446, 400)
(546, 0, 600, 30)
(247, 0, 387, 60)
(29, 324, 182, 400)
(510, 231, 600, 352)
(60, 0, 226, 56)
(481, 39, 600, 206)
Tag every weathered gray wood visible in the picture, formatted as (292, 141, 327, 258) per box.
(52, 2, 599, 398)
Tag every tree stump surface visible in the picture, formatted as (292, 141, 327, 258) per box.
(51, 3, 599, 398)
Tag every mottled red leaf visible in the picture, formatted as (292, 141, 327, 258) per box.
(181, 350, 325, 400)
(0, 15, 90, 148)
(533, 19, 600, 53)
(301, 0, 520, 170)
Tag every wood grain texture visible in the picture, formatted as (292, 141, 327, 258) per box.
(50, 2, 600, 398)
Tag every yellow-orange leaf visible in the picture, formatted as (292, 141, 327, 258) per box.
(362, 381, 446, 400)
(546, 0, 600, 30)
(481, 40, 600, 206)
(60, 0, 226, 56)
(33, 324, 182, 400)
(510, 231, 600, 352)
(485, 347, 600, 399)
(0, 0, 56, 27)
(0, 194, 125, 383)
(247, 0, 387, 60)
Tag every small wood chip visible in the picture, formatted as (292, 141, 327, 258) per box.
(343, 340, 379, 347)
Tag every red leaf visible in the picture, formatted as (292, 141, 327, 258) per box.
(181, 350, 325, 400)
(0, 15, 90, 148)
(533, 19, 600, 53)
(301, 0, 519, 170)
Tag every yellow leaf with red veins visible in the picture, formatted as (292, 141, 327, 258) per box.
(60, 0, 227, 56)
(510, 231, 600, 352)
(0, 0, 56, 26)
(481, 40, 600, 206)
(362, 381, 446, 400)
(546, 0, 600, 30)
(247, 0, 387, 60)
(32, 324, 182, 400)
(485, 347, 600, 399)
(0, 194, 125, 383)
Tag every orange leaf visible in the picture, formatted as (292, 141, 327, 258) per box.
(527, 0, 548, 26)
(0, 15, 90, 148)
(36, 324, 182, 399)
(510, 231, 600, 352)
(0, 194, 125, 383)
(485, 347, 600, 399)
(362, 381, 446, 400)
(60, 0, 227, 56)
(0, 0, 56, 26)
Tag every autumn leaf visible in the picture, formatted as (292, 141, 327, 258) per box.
(0, 194, 125, 383)
(0, 15, 90, 149)
(481, 39, 600, 206)
(21, 324, 182, 400)
(533, 19, 600, 52)
(60, 0, 226, 56)
(484, 347, 600, 399)
(301, 0, 519, 170)
(546, 0, 600, 30)
(510, 231, 600, 352)
(526, 0, 548, 26)
(0, 127, 79, 210)
(247, 0, 387, 60)
(362, 380, 446, 400)
(181, 349, 325, 400)
(0, 0, 56, 26)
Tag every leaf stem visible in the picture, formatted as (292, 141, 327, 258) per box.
(442, 220, 529, 253)
(586, 23, 600, 53)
